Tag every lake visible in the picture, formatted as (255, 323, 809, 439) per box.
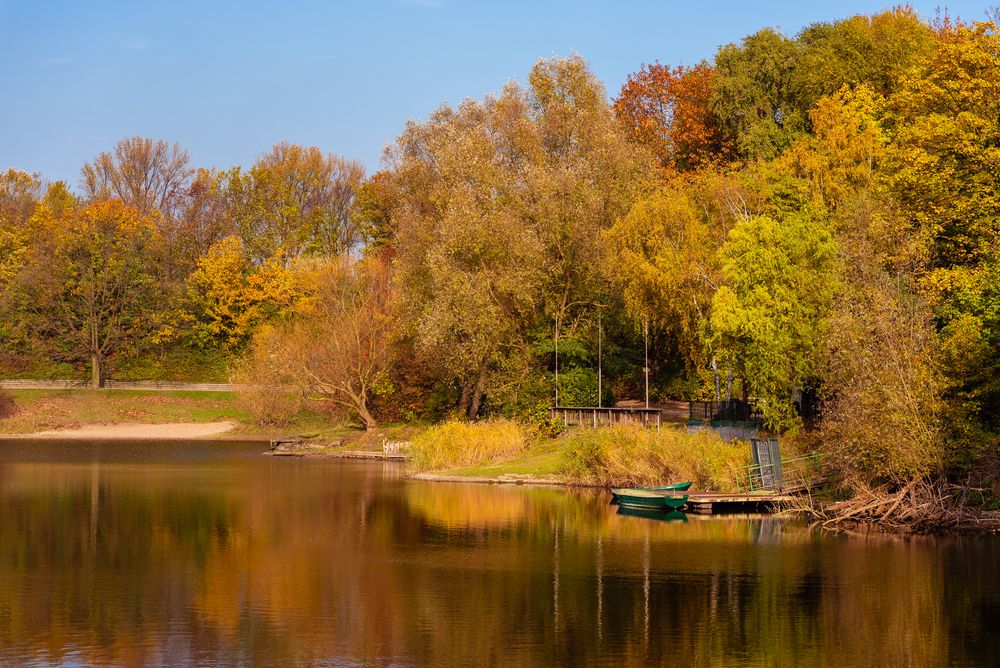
(0, 439, 998, 666)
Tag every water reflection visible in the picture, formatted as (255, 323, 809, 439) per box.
(0, 440, 997, 666)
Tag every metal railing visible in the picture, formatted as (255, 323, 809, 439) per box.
(689, 399, 762, 425)
(736, 451, 822, 493)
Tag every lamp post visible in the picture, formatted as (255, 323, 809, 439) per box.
(597, 311, 602, 408)
(644, 318, 649, 409)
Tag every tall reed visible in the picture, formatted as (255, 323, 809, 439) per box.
(561, 423, 751, 492)
(409, 419, 530, 471)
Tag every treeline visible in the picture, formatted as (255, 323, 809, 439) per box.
(2, 9, 999, 489)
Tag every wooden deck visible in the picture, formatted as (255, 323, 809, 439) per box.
(685, 492, 795, 514)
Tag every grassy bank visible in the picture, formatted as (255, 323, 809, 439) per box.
(0, 388, 344, 439)
(407, 420, 752, 491)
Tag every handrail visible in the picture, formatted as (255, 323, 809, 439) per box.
(737, 451, 822, 493)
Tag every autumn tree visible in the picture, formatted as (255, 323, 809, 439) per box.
(222, 143, 365, 264)
(794, 8, 934, 111)
(606, 170, 740, 378)
(821, 265, 944, 484)
(0, 169, 41, 291)
(388, 55, 654, 419)
(26, 200, 160, 387)
(882, 19, 1000, 456)
(81, 137, 193, 217)
(171, 168, 234, 274)
(614, 62, 732, 171)
(182, 236, 303, 350)
(255, 257, 394, 429)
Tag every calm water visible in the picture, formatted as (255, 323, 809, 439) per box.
(0, 440, 998, 667)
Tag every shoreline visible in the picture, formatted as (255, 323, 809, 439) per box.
(2, 418, 997, 535)
(0, 421, 275, 441)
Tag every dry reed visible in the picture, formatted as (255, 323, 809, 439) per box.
(561, 423, 751, 492)
(408, 419, 530, 471)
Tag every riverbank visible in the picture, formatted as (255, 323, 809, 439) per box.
(0, 388, 348, 441)
(4, 421, 239, 440)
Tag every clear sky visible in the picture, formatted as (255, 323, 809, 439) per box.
(1, 0, 994, 186)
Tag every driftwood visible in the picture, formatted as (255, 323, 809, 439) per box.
(790, 477, 994, 534)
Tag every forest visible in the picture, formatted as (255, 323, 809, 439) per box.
(2, 8, 999, 509)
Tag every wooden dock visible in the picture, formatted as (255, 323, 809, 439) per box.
(685, 492, 795, 514)
(331, 450, 407, 461)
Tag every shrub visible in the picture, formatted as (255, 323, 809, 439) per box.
(0, 388, 16, 419)
(561, 423, 751, 491)
(231, 325, 303, 427)
(409, 419, 530, 471)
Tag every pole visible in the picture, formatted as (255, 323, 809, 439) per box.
(554, 314, 560, 407)
(644, 318, 649, 409)
(597, 311, 602, 408)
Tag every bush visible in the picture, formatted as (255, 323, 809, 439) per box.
(231, 325, 303, 427)
(561, 423, 751, 491)
(409, 419, 530, 471)
(0, 388, 16, 419)
(820, 271, 944, 485)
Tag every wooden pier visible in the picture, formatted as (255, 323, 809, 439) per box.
(684, 492, 795, 514)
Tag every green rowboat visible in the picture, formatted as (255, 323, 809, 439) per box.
(642, 482, 692, 492)
(610, 488, 689, 511)
(610, 481, 691, 505)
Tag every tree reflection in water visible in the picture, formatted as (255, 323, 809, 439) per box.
(0, 439, 997, 666)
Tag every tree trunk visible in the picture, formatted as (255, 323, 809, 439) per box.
(91, 353, 101, 389)
(711, 356, 720, 408)
(357, 400, 378, 431)
(458, 379, 474, 413)
(466, 363, 488, 421)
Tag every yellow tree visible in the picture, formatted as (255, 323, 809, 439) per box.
(389, 55, 654, 418)
(222, 143, 365, 264)
(183, 236, 302, 350)
(28, 200, 160, 387)
(606, 170, 739, 379)
(883, 19, 1000, 456)
(277, 257, 395, 429)
(0, 169, 40, 292)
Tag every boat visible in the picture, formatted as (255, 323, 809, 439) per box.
(610, 488, 689, 511)
(610, 481, 691, 504)
(643, 482, 692, 492)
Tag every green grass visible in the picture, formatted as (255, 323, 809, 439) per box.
(435, 440, 565, 477)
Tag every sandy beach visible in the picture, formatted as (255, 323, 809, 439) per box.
(10, 421, 237, 440)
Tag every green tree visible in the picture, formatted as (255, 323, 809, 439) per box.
(711, 29, 806, 161)
(27, 200, 160, 387)
(710, 214, 839, 428)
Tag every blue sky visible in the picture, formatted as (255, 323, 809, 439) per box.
(0, 1, 993, 186)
